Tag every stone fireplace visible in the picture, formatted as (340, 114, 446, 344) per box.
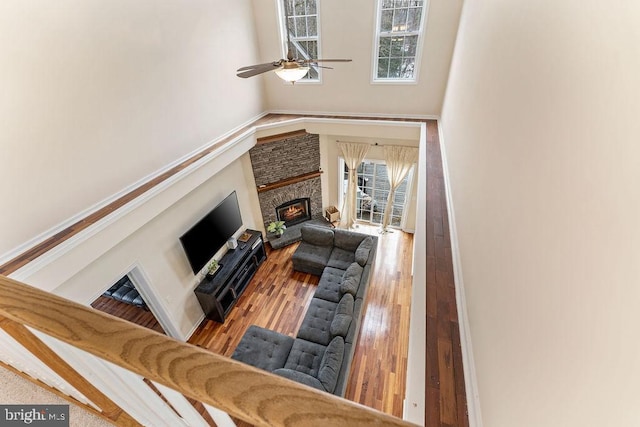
(276, 198, 312, 227)
(249, 131, 323, 230)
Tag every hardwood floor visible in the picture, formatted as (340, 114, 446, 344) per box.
(188, 224, 413, 419)
(425, 120, 469, 426)
(90, 296, 165, 335)
(344, 227, 413, 415)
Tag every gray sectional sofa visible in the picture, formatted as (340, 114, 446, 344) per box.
(231, 224, 377, 396)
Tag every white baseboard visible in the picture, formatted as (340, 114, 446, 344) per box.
(185, 313, 206, 342)
(437, 122, 483, 427)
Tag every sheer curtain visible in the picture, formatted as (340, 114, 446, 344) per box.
(381, 146, 419, 232)
(338, 142, 370, 229)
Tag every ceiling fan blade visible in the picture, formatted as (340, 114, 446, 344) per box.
(237, 60, 283, 72)
(310, 64, 334, 70)
(236, 65, 282, 78)
(300, 58, 353, 63)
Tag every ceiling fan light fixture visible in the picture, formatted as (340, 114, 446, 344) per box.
(275, 66, 309, 83)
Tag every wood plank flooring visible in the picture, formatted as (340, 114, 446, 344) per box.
(90, 296, 165, 335)
(188, 224, 413, 419)
(425, 120, 469, 426)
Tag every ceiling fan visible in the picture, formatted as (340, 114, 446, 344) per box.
(236, 1, 351, 83)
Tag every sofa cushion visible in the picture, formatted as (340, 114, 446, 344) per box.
(231, 325, 294, 372)
(284, 339, 327, 377)
(330, 314, 352, 338)
(297, 298, 338, 346)
(330, 294, 354, 338)
(301, 225, 334, 246)
(333, 229, 366, 251)
(314, 267, 345, 303)
(273, 368, 325, 391)
(336, 293, 354, 316)
(340, 263, 363, 296)
(355, 236, 374, 266)
(292, 241, 333, 276)
(327, 247, 356, 270)
(317, 336, 345, 393)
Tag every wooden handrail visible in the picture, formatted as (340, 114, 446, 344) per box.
(0, 275, 415, 427)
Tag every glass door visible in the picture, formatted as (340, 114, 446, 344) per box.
(340, 159, 413, 228)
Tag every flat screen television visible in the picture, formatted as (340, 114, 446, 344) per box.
(179, 191, 243, 274)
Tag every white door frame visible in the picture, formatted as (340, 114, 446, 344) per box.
(96, 263, 184, 340)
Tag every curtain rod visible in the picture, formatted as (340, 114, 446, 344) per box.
(335, 140, 417, 149)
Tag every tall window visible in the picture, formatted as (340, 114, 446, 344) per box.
(279, 0, 321, 82)
(373, 0, 427, 82)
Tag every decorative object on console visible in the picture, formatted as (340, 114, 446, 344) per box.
(227, 237, 238, 250)
(206, 259, 220, 280)
(194, 230, 266, 323)
(267, 220, 287, 238)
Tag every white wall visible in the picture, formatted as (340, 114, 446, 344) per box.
(441, 1, 640, 426)
(251, 0, 463, 116)
(0, 0, 264, 257)
(55, 156, 262, 339)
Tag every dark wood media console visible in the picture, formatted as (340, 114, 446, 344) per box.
(194, 229, 266, 323)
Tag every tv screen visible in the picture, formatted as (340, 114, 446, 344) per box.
(180, 191, 243, 274)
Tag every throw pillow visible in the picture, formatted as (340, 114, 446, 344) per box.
(317, 336, 345, 393)
(340, 262, 363, 296)
(340, 275, 359, 296)
(331, 294, 354, 337)
(336, 293, 354, 315)
(355, 236, 374, 266)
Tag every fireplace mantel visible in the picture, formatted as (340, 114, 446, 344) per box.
(256, 170, 323, 193)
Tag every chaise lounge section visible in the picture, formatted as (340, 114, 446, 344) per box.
(231, 224, 377, 396)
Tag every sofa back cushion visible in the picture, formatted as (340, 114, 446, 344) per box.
(340, 262, 364, 296)
(355, 236, 374, 266)
(330, 294, 354, 338)
(317, 336, 345, 393)
(333, 229, 366, 251)
(301, 225, 334, 246)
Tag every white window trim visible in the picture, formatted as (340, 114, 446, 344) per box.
(370, 0, 430, 85)
(276, 0, 323, 85)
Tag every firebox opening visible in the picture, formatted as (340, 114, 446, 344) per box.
(275, 198, 312, 227)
